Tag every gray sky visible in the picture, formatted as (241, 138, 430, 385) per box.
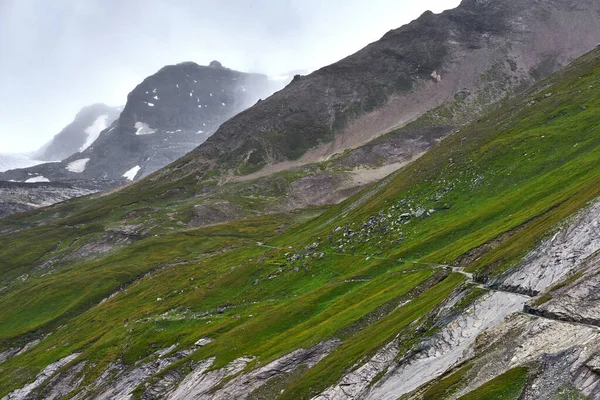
(0, 0, 460, 153)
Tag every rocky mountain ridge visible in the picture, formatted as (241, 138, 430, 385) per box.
(0, 61, 272, 184)
(159, 0, 600, 183)
(34, 104, 122, 162)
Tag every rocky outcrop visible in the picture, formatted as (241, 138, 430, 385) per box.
(312, 196, 600, 399)
(313, 340, 400, 400)
(1, 353, 80, 400)
(197, 340, 340, 400)
(41, 340, 341, 400)
(450, 313, 600, 400)
(314, 290, 528, 400)
(39, 361, 87, 400)
(0, 349, 19, 365)
(367, 291, 528, 400)
(493, 199, 600, 295)
(144, 340, 340, 400)
(0, 180, 107, 219)
(526, 250, 600, 328)
(394, 196, 600, 399)
(189, 200, 244, 227)
(71, 342, 205, 400)
(165, 357, 252, 400)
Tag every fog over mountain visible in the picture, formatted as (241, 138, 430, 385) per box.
(0, 0, 459, 153)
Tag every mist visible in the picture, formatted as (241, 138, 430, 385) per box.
(0, 0, 461, 153)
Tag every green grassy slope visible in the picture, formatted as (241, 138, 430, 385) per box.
(457, 367, 529, 400)
(0, 47, 599, 398)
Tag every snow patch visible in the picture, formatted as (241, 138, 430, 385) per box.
(25, 176, 50, 183)
(123, 165, 141, 181)
(66, 158, 90, 173)
(135, 122, 156, 136)
(147, 102, 155, 107)
(80, 115, 109, 151)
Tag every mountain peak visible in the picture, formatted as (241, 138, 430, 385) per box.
(35, 103, 121, 162)
(209, 60, 224, 68)
(0, 62, 274, 184)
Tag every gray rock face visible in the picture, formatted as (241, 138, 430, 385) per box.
(72, 343, 202, 400)
(313, 340, 400, 400)
(199, 339, 341, 400)
(166, 356, 252, 400)
(451, 314, 600, 400)
(165, 0, 600, 181)
(1, 353, 80, 400)
(0, 180, 104, 219)
(0, 348, 19, 365)
(34, 104, 121, 162)
(40, 361, 87, 400)
(1, 62, 271, 183)
(314, 291, 528, 400)
(189, 201, 243, 227)
(141, 340, 340, 400)
(394, 196, 600, 399)
(528, 250, 600, 328)
(493, 199, 600, 295)
(313, 195, 600, 399)
(58, 340, 340, 400)
(367, 291, 527, 400)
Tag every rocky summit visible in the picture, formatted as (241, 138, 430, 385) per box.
(0, 61, 271, 183)
(3, 1, 600, 400)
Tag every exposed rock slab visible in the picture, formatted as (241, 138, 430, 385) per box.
(528, 250, 600, 328)
(314, 291, 527, 400)
(0, 180, 109, 219)
(1, 353, 80, 400)
(451, 314, 600, 399)
(494, 199, 600, 295)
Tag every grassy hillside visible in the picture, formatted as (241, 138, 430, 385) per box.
(0, 47, 599, 398)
